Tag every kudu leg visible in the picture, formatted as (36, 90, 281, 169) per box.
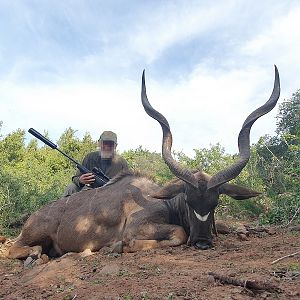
(7, 229, 51, 259)
(8, 241, 42, 259)
(122, 224, 187, 253)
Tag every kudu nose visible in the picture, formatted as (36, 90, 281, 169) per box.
(194, 241, 212, 250)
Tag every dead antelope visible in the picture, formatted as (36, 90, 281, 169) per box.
(8, 66, 280, 259)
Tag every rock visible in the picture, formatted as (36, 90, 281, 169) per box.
(107, 252, 121, 258)
(60, 252, 77, 259)
(41, 254, 49, 263)
(223, 241, 239, 250)
(228, 271, 237, 277)
(265, 227, 276, 235)
(111, 241, 123, 253)
(207, 275, 216, 285)
(236, 225, 248, 235)
(99, 263, 121, 275)
(237, 233, 248, 241)
(33, 258, 44, 266)
(79, 249, 93, 258)
(215, 221, 231, 234)
(24, 256, 35, 268)
(260, 292, 272, 299)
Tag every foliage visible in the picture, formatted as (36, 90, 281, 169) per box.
(261, 191, 300, 225)
(0, 89, 299, 233)
(276, 90, 300, 137)
(0, 127, 96, 233)
(176, 143, 233, 174)
(122, 146, 174, 184)
(255, 91, 300, 224)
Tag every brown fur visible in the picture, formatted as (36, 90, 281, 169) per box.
(7, 171, 259, 259)
(8, 173, 171, 258)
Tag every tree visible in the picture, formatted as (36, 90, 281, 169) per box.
(0, 127, 99, 233)
(276, 90, 300, 137)
(176, 143, 233, 174)
(254, 91, 300, 224)
(122, 146, 173, 184)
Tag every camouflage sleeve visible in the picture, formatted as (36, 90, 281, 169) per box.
(72, 169, 84, 188)
(72, 154, 91, 187)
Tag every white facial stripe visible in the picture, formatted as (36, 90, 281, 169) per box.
(194, 210, 210, 222)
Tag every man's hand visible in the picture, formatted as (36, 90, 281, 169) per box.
(79, 173, 95, 185)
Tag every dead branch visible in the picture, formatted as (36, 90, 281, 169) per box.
(284, 205, 300, 227)
(243, 225, 276, 235)
(290, 225, 300, 232)
(244, 225, 263, 232)
(271, 250, 300, 264)
(208, 272, 281, 293)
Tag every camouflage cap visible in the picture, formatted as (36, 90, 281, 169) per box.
(99, 131, 117, 143)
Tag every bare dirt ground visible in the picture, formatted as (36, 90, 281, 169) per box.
(1, 223, 300, 300)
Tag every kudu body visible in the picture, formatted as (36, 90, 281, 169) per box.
(8, 67, 280, 259)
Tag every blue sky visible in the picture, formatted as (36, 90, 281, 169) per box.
(1, 1, 299, 156)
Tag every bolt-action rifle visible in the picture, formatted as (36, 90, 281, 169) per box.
(28, 128, 110, 186)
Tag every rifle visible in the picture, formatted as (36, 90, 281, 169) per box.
(28, 128, 110, 186)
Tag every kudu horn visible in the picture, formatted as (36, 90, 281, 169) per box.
(141, 66, 280, 191)
(207, 65, 280, 189)
(141, 70, 199, 188)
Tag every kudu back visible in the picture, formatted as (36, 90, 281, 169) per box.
(8, 67, 280, 259)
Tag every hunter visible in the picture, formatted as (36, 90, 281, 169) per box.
(63, 130, 129, 196)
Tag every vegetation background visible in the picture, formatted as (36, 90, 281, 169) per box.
(0, 91, 299, 235)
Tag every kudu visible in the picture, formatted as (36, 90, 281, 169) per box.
(8, 66, 280, 259)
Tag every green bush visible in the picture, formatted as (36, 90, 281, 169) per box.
(1, 89, 299, 234)
(262, 192, 300, 225)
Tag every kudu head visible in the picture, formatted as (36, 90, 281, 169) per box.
(141, 66, 280, 250)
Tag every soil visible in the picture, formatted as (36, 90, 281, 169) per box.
(0, 224, 299, 300)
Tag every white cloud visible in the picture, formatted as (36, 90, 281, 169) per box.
(242, 7, 300, 56)
(240, 6, 300, 96)
(1, 1, 300, 159)
(127, 2, 233, 63)
(141, 64, 279, 156)
(0, 63, 280, 158)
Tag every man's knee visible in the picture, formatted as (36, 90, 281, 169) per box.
(62, 183, 82, 197)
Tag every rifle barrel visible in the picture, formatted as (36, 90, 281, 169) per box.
(28, 128, 108, 185)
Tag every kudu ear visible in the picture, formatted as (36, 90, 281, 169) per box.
(150, 178, 185, 199)
(219, 183, 262, 200)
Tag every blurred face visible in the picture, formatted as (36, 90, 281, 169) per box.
(100, 140, 116, 159)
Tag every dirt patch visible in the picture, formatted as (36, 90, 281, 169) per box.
(1, 226, 299, 300)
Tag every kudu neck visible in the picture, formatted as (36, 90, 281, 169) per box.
(164, 194, 190, 234)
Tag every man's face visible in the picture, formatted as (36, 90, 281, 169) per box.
(100, 140, 116, 159)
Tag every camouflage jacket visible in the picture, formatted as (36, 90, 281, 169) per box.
(72, 151, 129, 188)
